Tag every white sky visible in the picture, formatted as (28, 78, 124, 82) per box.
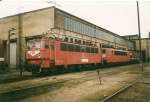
(0, 0, 150, 38)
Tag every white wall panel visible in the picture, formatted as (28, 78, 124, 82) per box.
(10, 42, 16, 67)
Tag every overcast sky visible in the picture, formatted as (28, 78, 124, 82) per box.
(0, 0, 150, 38)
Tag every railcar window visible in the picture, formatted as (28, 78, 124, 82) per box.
(61, 43, 67, 51)
(68, 44, 74, 51)
(81, 46, 86, 52)
(95, 48, 98, 53)
(114, 51, 127, 56)
(61, 43, 98, 54)
(86, 47, 91, 53)
(91, 48, 95, 53)
(75, 45, 80, 52)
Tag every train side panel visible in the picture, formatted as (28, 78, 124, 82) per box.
(54, 41, 101, 66)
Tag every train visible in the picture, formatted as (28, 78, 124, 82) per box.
(26, 34, 138, 74)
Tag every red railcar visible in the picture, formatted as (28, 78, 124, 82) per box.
(26, 37, 134, 73)
(26, 38, 101, 73)
(101, 48, 130, 64)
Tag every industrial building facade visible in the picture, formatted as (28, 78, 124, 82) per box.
(0, 6, 135, 67)
(123, 34, 150, 62)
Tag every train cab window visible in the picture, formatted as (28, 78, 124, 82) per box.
(27, 40, 40, 50)
(36, 40, 41, 49)
(102, 49, 106, 54)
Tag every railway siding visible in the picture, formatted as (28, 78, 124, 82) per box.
(0, 64, 148, 102)
(103, 71, 150, 102)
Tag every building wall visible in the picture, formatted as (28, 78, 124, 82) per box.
(22, 7, 54, 37)
(54, 8, 134, 50)
(0, 39, 4, 58)
(0, 7, 55, 65)
(0, 16, 18, 40)
(135, 39, 150, 61)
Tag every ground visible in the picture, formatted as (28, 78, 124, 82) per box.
(0, 64, 149, 102)
(106, 66, 150, 102)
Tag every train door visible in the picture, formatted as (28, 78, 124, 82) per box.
(49, 38, 55, 66)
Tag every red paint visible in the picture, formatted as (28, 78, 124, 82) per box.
(26, 39, 132, 70)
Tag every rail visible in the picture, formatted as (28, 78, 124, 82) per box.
(100, 77, 140, 102)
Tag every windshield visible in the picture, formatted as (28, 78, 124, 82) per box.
(27, 40, 40, 50)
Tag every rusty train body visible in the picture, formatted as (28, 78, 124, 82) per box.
(26, 34, 137, 74)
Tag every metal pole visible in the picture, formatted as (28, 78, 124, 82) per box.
(7, 30, 10, 70)
(137, 1, 143, 71)
(18, 14, 23, 76)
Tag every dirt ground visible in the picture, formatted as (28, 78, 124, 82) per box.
(0, 64, 148, 102)
(106, 67, 150, 102)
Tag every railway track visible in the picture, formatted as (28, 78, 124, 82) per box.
(0, 65, 139, 84)
(0, 64, 139, 93)
(0, 64, 146, 102)
(100, 79, 138, 102)
(100, 69, 150, 102)
(100, 73, 150, 102)
(0, 63, 140, 85)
